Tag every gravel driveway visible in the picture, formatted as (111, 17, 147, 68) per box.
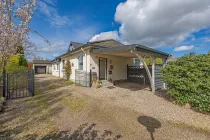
(0, 74, 209, 140)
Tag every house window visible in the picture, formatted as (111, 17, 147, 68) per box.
(78, 55, 83, 70)
(54, 65, 56, 70)
(134, 58, 140, 66)
(63, 60, 65, 69)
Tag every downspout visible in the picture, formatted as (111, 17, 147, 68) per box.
(81, 48, 88, 72)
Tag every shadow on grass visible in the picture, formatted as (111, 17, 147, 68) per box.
(42, 123, 122, 140)
(0, 75, 74, 139)
(1, 123, 122, 140)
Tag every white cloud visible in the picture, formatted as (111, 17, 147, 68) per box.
(37, 40, 68, 53)
(89, 31, 120, 42)
(91, 0, 210, 47)
(174, 45, 195, 51)
(53, 53, 59, 57)
(37, 0, 70, 26)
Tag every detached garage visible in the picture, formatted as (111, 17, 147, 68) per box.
(35, 66, 46, 74)
(32, 60, 52, 74)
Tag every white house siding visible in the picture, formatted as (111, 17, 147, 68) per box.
(53, 48, 134, 82)
(60, 50, 90, 81)
(52, 63, 60, 77)
(90, 54, 133, 81)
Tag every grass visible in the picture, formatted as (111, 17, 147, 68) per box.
(61, 96, 87, 112)
(17, 120, 57, 139)
(65, 80, 74, 85)
(174, 121, 210, 133)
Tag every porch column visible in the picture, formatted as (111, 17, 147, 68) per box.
(133, 51, 155, 92)
(162, 58, 167, 89)
(152, 57, 156, 92)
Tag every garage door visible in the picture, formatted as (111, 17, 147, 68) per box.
(35, 66, 46, 74)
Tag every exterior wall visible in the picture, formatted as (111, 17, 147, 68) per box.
(90, 54, 133, 81)
(52, 63, 60, 77)
(33, 64, 52, 74)
(54, 48, 134, 82)
(60, 50, 90, 81)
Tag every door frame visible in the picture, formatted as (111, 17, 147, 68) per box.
(99, 57, 107, 80)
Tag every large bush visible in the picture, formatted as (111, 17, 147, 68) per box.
(162, 52, 210, 112)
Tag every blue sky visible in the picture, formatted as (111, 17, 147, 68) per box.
(30, 0, 210, 60)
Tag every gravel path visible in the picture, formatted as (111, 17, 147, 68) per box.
(0, 74, 209, 140)
(78, 83, 210, 132)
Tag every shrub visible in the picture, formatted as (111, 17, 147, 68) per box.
(66, 80, 74, 85)
(162, 52, 210, 112)
(65, 60, 71, 80)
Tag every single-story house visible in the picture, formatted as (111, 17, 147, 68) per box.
(33, 60, 52, 74)
(52, 39, 170, 92)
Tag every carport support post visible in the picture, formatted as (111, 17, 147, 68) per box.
(152, 57, 156, 92)
(162, 58, 167, 89)
(133, 52, 155, 92)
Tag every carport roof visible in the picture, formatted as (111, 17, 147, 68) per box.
(90, 44, 169, 58)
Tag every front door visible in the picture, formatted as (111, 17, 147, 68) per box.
(99, 58, 107, 80)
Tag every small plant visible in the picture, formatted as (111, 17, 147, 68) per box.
(96, 80, 102, 88)
(65, 60, 71, 80)
(66, 80, 74, 85)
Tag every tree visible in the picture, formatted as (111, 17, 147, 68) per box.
(6, 55, 28, 72)
(65, 60, 71, 80)
(145, 57, 163, 65)
(0, 0, 36, 72)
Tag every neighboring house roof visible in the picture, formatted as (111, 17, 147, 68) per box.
(68, 41, 84, 50)
(33, 60, 52, 64)
(88, 39, 124, 48)
(167, 54, 177, 62)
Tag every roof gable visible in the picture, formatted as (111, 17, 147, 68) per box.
(68, 41, 84, 51)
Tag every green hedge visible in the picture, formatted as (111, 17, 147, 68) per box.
(162, 52, 210, 112)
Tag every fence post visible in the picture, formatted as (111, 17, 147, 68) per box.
(127, 65, 129, 81)
(2, 70, 6, 98)
(32, 70, 35, 96)
(90, 69, 92, 87)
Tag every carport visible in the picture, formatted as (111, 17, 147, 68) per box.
(91, 44, 169, 92)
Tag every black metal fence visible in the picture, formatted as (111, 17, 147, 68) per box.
(127, 65, 164, 90)
(0, 73, 3, 97)
(1, 70, 35, 100)
(75, 69, 92, 87)
(127, 65, 151, 85)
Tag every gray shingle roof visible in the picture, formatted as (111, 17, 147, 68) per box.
(70, 41, 84, 49)
(88, 39, 124, 48)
